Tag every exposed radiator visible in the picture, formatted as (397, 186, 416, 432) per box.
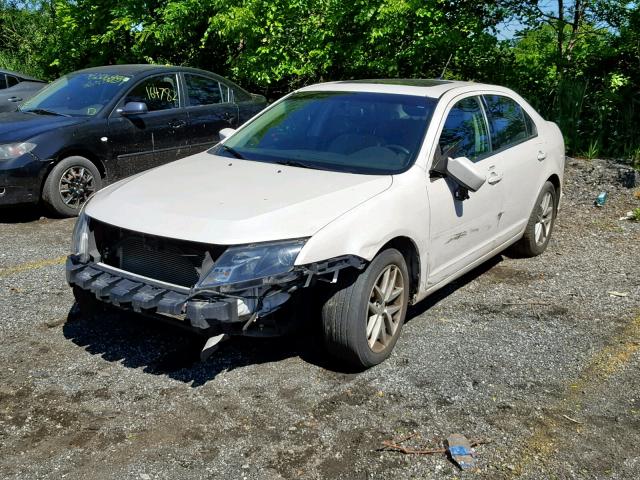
(90, 219, 224, 288)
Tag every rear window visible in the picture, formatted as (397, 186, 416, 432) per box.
(483, 95, 536, 151)
(185, 74, 222, 106)
(232, 86, 252, 102)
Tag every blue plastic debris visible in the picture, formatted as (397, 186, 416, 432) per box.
(447, 433, 476, 470)
(594, 191, 608, 207)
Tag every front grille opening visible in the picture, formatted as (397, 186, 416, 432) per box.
(90, 219, 226, 287)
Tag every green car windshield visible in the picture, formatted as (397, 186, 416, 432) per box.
(20, 73, 132, 117)
(210, 91, 436, 174)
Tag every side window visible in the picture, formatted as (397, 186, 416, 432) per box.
(219, 83, 233, 103)
(524, 110, 537, 137)
(7, 75, 19, 87)
(124, 74, 179, 112)
(483, 95, 533, 150)
(185, 74, 222, 106)
(232, 87, 252, 102)
(0, 75, 6, 90)
(438, 97, 490, 162)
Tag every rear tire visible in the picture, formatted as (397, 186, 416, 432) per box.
(321, 248, 409, 368)
(42, 156, 102, 217)
(511, 181, 557, 257)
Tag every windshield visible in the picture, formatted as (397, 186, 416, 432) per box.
(210, 91, 436, 174)
(20, 73, 132, 117)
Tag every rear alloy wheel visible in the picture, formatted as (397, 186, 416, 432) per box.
(511, 181, 557, 257)
(43, 156, 102, 217)
(322, 248, 409, 368)
(534, 191, 554, 246)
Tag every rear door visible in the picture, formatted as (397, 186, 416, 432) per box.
(481, 94, 542, 242)
(183, 73, 238, 155)
(107, 73, 189, 179)
(426, 95, 505, 287)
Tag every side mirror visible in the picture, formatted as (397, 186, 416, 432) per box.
(120, 101, 148, 116)
(219, 127, 236, 141)
(446, 156, 486, 192)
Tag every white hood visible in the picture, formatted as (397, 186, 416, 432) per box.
(86, 152, 393, 245)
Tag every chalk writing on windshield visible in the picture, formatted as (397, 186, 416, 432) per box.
(87, 74, 131, 85)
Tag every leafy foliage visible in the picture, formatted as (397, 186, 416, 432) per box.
(0, 0, 638, 159)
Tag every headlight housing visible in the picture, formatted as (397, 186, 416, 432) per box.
(0, 142, 36, 160)
(196, 239, 306, 291)
(71, 211, 90, 263)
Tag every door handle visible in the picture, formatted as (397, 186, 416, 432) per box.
(8, 97, 22, 102)
(537, 150, 547, 161)
(168, 120, 187, 129)
(487, 171, 503, 185)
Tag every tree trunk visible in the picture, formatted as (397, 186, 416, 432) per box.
(557, 0, 565, 76)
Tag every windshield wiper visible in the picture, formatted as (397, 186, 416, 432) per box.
(221, 144, 246, 160)
(21, 108, 70, 117)
(273, 159, 318, 169)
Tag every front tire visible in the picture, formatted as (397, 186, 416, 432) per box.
(42, 156, 102, 217)
(511, 181, 557, 257)
(321, 248, 410, 368)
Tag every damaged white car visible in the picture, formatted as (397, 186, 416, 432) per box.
(67, 79, 564, 368)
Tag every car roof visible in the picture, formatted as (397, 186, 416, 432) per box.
(297, 79, 504, 99)
(71, 64, 226, 78)
(0, 69, 44, 83)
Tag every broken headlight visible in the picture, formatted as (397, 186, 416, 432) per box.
(197, 239, 306, 291)
(71, 211, 90, 263)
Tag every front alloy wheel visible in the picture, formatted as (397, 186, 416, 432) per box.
(42, 155, 102, 217)
(59, 166, 96, 209)
(322, 248, 410, 368)
(367, 264, 405, 353)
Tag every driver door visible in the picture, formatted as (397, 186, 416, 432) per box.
(107, 73, 190, 180)
(426, 95, 505, 287)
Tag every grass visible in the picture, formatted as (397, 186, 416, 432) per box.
(581, 140, 600, 161)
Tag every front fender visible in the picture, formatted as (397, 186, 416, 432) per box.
(295, 168, 430, 287)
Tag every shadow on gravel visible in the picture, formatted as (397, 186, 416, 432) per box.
(62, 254, 505, 387)
(62, 305, 338, 387)
(0, 204, 49, 223)
(406, 254, 503, 321)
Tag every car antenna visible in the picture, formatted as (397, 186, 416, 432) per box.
(438, 54, 453, 80)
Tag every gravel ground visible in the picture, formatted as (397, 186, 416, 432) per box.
(0, 158, 639, 480)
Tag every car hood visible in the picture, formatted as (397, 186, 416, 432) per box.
(86, 152, 393, 245)
(0, 111, 86, 142)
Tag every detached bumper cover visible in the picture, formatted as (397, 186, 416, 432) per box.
(66, 258, 238, 330)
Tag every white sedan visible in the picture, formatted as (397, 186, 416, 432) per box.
(68, 79, 564, 368)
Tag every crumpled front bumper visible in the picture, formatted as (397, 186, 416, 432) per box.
(66, 257, 239, 331)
